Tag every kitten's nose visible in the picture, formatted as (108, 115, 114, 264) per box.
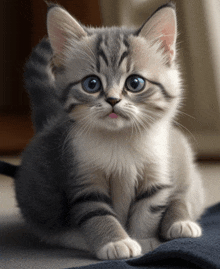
(106, 97, 121, 107)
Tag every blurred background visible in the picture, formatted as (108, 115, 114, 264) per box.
(0, 0, 220, 159)
(0, 2, 220, 265)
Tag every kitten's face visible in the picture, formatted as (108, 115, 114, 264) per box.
(48, 6, 180, 133)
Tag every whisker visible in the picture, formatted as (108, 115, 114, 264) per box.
(130, 115, 139, 137)
(178, 110, 196, 120)
(173, 120, 196, 143)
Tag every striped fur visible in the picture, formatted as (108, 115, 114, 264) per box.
(15, 3, 205, 260)
(24, 38, 66, 132)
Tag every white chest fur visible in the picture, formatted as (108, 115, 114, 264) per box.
(73, 122, 170, 183)
(75, 132, 140, 178)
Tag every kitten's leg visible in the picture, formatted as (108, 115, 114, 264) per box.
(160, 198, 202, 240)
(64, 167, 142, 260)
(160, 130, 205, 240)
(75, 205, 142, 260)
(67, 186, 141, 260)
(127, 183, 172, 253)
(160, 172, 204, 240)
(38, 195, 142, 260)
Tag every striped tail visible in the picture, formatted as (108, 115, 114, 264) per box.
(0, 161, 19, 178)
(24, 38, 63, 132)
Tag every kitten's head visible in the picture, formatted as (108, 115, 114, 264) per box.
(47, 3, 181, 133)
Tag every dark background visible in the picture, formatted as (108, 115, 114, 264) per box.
(0, 0, 102, 154)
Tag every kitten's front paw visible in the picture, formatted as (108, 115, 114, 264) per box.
(166, 220, 202, 240)
(96, 237, 142, 260)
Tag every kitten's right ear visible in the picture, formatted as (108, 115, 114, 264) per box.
(47, 5, 87, 64)
(137, 3, 177, 63)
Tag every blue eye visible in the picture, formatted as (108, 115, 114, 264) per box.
(125, 75, 145, 92)
(82, 76, 102, 93)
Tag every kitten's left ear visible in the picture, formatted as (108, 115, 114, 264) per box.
(137, 4, 177, 63)
(47, 5, 87, 65)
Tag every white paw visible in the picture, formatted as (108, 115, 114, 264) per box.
(167, 220, 202, 240)
(96, 237, 142, 260)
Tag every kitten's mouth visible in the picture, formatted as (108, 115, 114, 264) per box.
(107, 111, 129, 120)
(101, 109, 129, 121)
(109, 113, 118, 119)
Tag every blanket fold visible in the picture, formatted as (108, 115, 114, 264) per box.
(69, 203, 220, 269)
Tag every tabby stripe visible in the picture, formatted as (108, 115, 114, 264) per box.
(70, 89, 94, 104)
(30, 50, 48, 65)
(123, 37, 130, 49)
(135, 184, 171, 202)
(98, 49, 109, 67)
(65, 104, 76, 113)
(96, 35, 109, 72)
(96, 58, 101, 73)
(132, 88, 156, 103)
(63, 89, 98, 112)
(146, 79, 173, 99)
(39, 38, 52, 51)
(77, 209, 116, 227)
(25, 66, 48, 80)
(72, 193, 112, 206)
(60, 80, 81, 103)
(150, 204, 167, 213)
(118, 51, 129, 67)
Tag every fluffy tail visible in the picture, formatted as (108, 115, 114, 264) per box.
(24, 38, 63, 132)
(0, 161, 19, 178)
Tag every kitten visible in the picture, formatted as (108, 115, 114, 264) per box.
(10, 3, 205, 260)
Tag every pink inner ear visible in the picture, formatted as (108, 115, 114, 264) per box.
(49, 22, 66, 55)
(160, 22, 175, 58)
(139, 8, 177, 62)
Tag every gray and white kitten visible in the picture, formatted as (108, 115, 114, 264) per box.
(16, 3, 205, 260)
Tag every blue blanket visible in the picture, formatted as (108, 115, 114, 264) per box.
(68, 203, 220, 269)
